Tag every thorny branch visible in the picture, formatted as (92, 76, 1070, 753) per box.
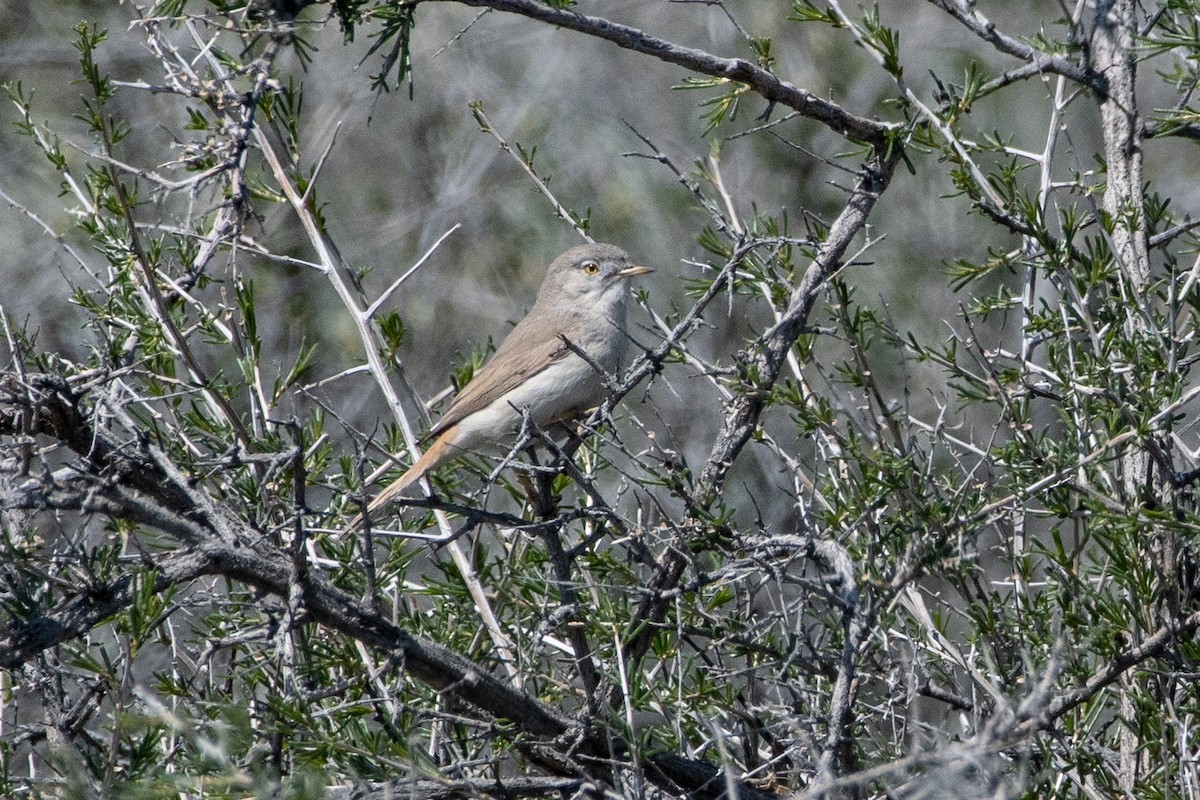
(618, 147, 903, 686)
(425, 0, 893, 146)
(0, 370, 776, 799)
(5, 1, 1200, 798)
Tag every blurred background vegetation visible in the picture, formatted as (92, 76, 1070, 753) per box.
(3, 1, 1200, 798)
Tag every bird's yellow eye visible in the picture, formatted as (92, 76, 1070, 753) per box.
(582, 261, 601, 276)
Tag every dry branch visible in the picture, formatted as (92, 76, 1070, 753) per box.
(0, 369, 778, 798)
(426, 0, 892, 145)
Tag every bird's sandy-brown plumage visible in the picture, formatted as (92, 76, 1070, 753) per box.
(347, 242, 650, 531)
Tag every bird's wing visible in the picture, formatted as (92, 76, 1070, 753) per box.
(428, 307, 575, 437)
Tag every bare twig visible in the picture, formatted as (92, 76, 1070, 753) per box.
(470, 102, 591, 242)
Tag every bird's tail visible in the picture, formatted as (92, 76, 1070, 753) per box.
(345, 429, 458, 532)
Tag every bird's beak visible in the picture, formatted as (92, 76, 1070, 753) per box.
(616, 265, 653, 278)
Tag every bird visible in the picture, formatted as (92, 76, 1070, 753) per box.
(351, 242, 651, 527)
